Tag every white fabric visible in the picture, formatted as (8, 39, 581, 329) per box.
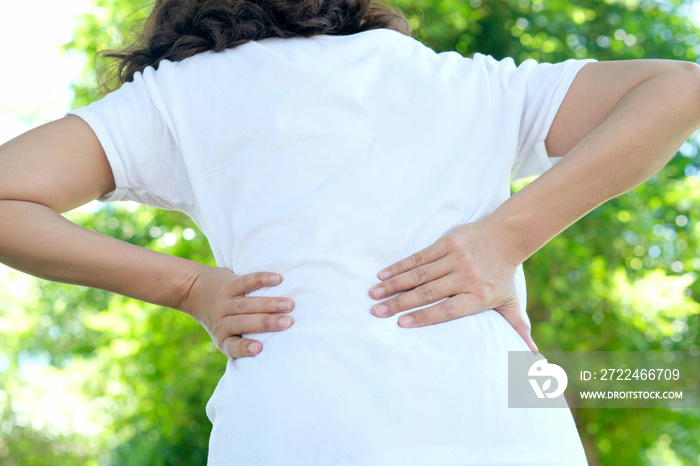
(68, 28, 595, 465)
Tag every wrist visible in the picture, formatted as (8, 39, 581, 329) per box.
(480, 208, 542, 266)
(170, 260, 210, 317)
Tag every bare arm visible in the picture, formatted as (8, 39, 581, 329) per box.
(0, 115, 294, 358)
(0, 115, 205, 309)
(369, 59, 700, 350)
(493, 59, 700, 262)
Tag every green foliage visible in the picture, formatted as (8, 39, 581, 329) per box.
(0, 204, 220, 464)
(2, 0, 700, 464)
(62, 0, 152, 104)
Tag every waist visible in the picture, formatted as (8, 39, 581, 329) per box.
(240, 306, 530, 360)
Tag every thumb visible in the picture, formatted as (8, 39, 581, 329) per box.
(497, 302, 539, 355)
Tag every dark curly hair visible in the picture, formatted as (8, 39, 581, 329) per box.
(98, 0, 412, 92)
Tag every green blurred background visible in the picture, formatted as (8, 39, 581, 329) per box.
(2, 0, 700, 464)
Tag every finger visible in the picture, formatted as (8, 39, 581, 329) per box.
(392, 294, 540, 355)
(216, 313, 294, 341)
(372, 275, 455, 317)
(370, 259, 451, 300)
(229, 272, 283, 296)
(376, 240, 448, 281)
(395, 293, 479, 327)
(222, 335, 263, 359)
(498, 307, 539, 355)
(224, 296, 295, 316)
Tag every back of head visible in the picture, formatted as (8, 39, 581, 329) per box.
(99, 0, 412, 93)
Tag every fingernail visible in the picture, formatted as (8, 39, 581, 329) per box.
(398, 315, 413, 327)
(372, 287, 386, 299)
(278, 301, 291, 311)
(248, 343, 260, 354)
(278, 317, 292, 328)
(269, 274, 282, 284)
(378, 271, 392, 280)
(373, 304, 388, 317)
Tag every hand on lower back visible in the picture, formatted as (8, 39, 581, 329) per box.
(368, 220, 538, 354)
(182, 266, 295, 358)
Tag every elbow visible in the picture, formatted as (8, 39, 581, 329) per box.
(674, 61, 700, 119)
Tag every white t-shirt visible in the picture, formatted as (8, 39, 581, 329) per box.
(68, 28, 594, 465)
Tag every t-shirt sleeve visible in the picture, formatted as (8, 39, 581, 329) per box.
(477, 53, 597, 182)
(66, 61, 194, 213)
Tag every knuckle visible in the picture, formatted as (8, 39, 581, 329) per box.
(261, 314, 276, 330)
(472, 285, 491, 303)
(411, 253, 424, 268)
(443, 235, 461, 251)
(412, 267, 428, 283)
(443, 300, 461, 320)
(383, 279, 399, 295)
(233, 299, 246, 314)
(460, 266, 478, 282)
(418, 285, 434, 304)
(390, 295, 405, 313)
(396, 261, 408, 274)
(412, 308, 429, 325)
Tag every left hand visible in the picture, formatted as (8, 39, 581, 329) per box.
(368, 219, 538, 354)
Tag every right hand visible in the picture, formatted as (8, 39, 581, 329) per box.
(182, 266, 294, 359)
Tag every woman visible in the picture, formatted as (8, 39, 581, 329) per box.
(1, 0, 699, 464)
